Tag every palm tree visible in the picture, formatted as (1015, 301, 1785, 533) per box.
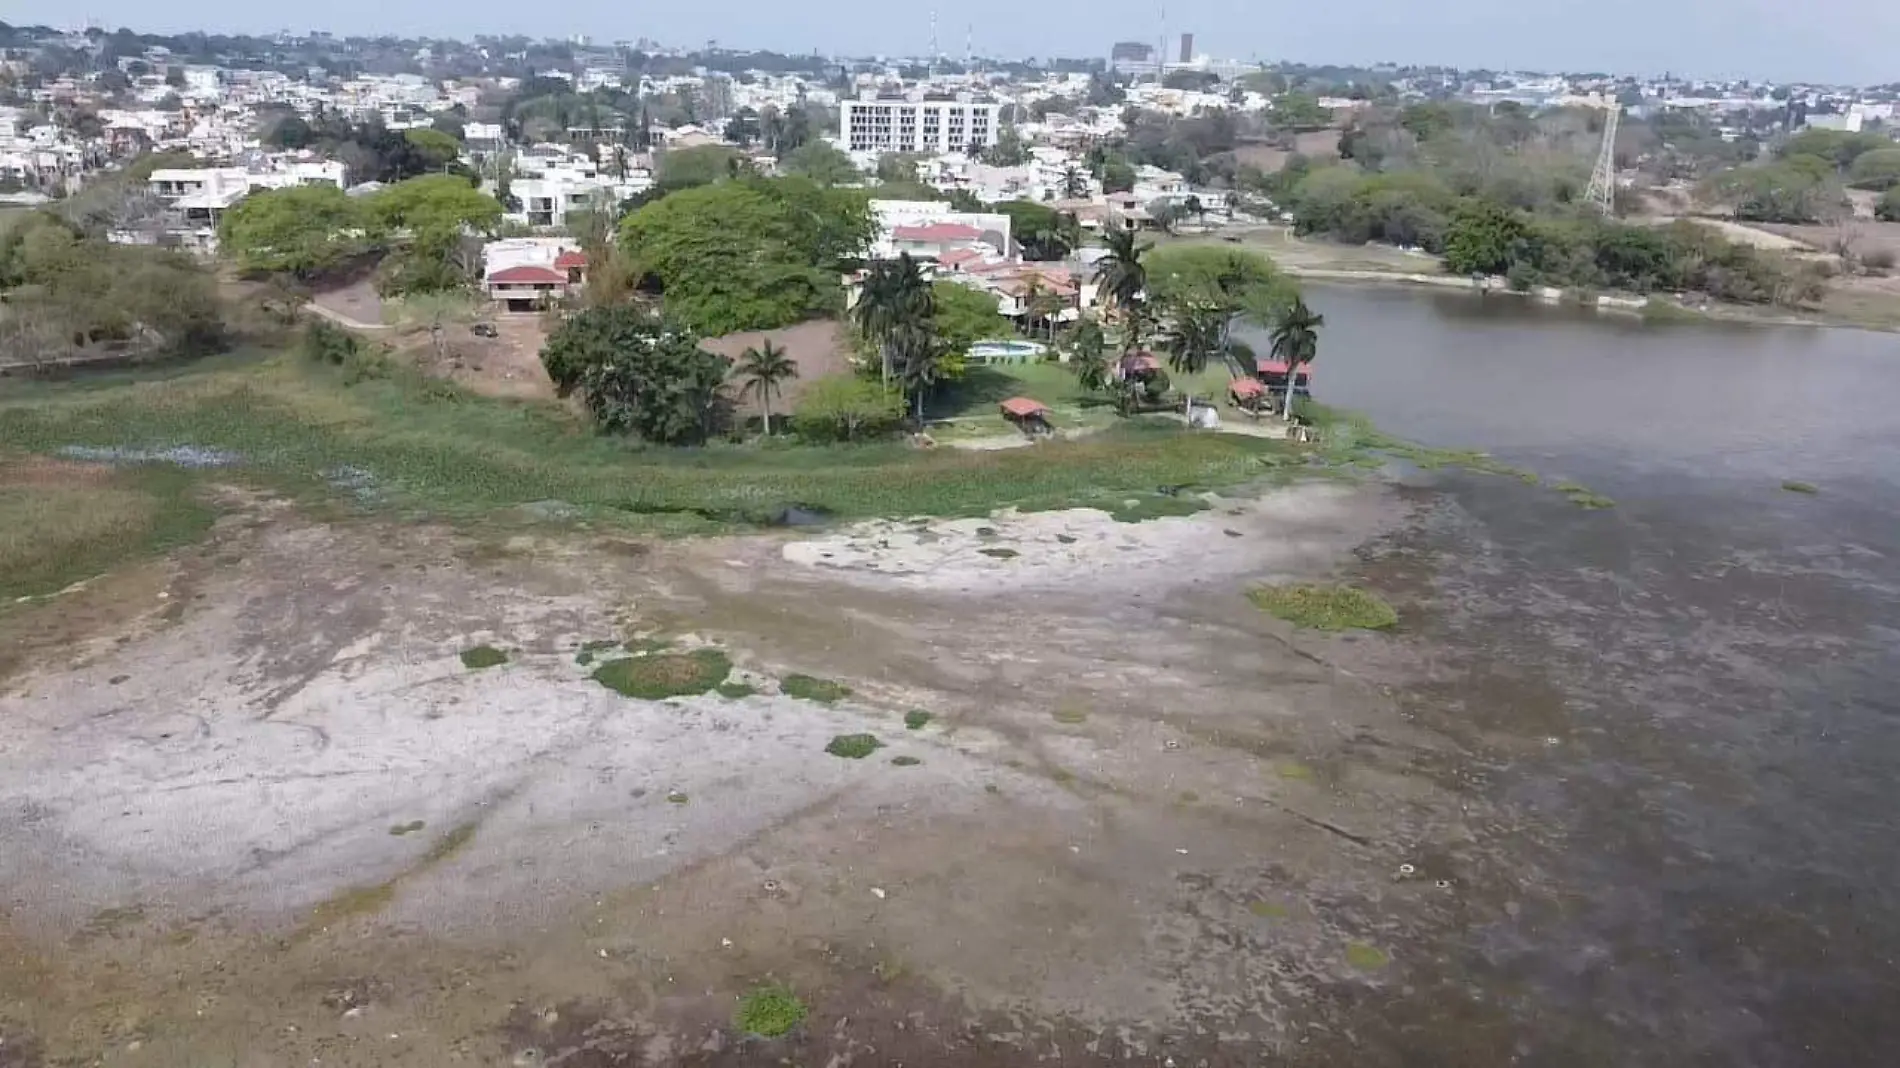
(1071, 315, 1111, 393)
(1060, 163, 1090, 200)
(735, 338, 797, 436)
(852, 253, 934, 386)
(1092, 228, 1152, 350)
(1160, 299, 1226, 422)
(1267, 296, 1325, 417)
(890, 322, 941, 427)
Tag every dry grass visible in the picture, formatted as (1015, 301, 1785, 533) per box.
(0, 460, 214, 601)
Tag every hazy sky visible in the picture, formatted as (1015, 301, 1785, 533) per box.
(11, 0, 1896, 85)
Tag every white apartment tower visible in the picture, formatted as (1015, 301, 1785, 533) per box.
(842, 90, 1002, 155)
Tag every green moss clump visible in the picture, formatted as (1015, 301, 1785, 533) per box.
(1050, 705, 1088, 724)
(1247, 585, 1397, 631)
(459, 645, 508, 669)
(782, 674, 851, 704)
(891, 755, 922, 766)
(591, 648, 731, 699)
(903, 709, 932, 730)
(825, 733, 882, 759)
(1345, 942, 1390, 970)
(1782, 480, 1818, 494)
(978, 546, 1019, 559)
(716, 681, 758, 699)
(734, 982, 807, 1037)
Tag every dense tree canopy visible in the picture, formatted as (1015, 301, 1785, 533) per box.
(368, 174, 502, 239)
(929, 282, 1011, 360)
(540, 307, 729, 443)
(654, 144, 748, 193)
(991, 200, 1077, 260)
(779, 141, 862, 186)
(1846, 148, 1900, 192)
(0, 212, 225, 363)
(1699, 158, 1844, 224)
(618, 177, 874, 335)
(218, 185, 371, 279)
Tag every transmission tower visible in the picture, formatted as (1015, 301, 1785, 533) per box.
(1584, 102, 1620, 216)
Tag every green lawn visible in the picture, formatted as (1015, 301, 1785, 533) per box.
(928, 359, 1241, 438)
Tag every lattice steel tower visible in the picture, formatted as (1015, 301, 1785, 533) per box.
(1584, 103, 1620, 217)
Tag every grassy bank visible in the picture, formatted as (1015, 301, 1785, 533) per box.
(929, 360, 1237, 439)
(0, 353, 1306, 595)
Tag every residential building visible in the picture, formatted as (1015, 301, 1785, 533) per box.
(868, 198, 1012, 260)
(481, 238, 588, 311)
(132, 158, 349, 252)
(842, 90, 1001, 155)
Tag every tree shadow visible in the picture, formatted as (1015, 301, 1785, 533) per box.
(929, 365, 1029, 418)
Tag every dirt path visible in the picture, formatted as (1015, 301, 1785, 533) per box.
(0, 482, 1513, 1066)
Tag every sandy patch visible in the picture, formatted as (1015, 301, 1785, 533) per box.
(782, 482, 1391, 593)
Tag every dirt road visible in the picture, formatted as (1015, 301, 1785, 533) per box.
(0, 482, 1516, 1067)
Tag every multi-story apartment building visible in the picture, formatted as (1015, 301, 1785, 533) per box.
(842, 90, 1002, 155)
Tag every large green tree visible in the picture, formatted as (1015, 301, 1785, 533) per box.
(1877, 186, 1900, 223)
(619, 178, 874, 335)
(218, 185, 371, 280)
(1847, 148, 1900, 192)
(780, 141, 862, 186)
(1443, 199, 1526, 277)
(993, 200, 1074, 260)
(540, 307, 729, 443)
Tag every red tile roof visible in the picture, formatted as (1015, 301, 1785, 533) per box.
(938, 248, 985, 267)
(1256, 359, 1314, 378)
(1229, 377, 1266, 396)
(893, 222, 983, 242)
(487, 265, 569, 285)
(999, 396, 1051, 417)
(553, 249, 588, 269)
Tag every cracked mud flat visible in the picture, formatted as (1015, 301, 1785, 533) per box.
(0, 481, 1545, 1066)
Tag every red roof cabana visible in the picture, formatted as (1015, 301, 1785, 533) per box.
(999, 396, 1052, 419)
(1229, 377, 1265, 397)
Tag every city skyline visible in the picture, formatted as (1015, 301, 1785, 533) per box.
(4, 0, 1895, 86)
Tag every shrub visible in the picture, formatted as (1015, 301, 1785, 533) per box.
(824, 733, 882, 759)
(734, 983, 807, 1037)
(1247, 585, 1398, 630)
(782, 674, 852, 703)
(459, 645, 508, 669)
(792, 375, 906, 442)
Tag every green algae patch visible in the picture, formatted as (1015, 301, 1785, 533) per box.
(591, 648, 731, 699)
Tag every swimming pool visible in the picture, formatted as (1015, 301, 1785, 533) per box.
(968, 339, 1049, 363)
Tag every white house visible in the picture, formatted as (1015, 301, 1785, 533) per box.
(868, 198, 1012, 261)
(481, 237, 589, 311)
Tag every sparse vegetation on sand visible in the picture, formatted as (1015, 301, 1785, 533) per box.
(591, 648, 732, 699)
(734, 982, 807, 1037)
(1248, 585, 1398, 631)
(824, 733, 882, 759)
(903, 709, 932, 730)
(782, 674, 851, 704)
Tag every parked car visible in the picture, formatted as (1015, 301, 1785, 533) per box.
(470, 323, 499, 338)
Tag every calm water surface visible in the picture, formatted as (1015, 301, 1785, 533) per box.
(1248, 288, 1900, 1067)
